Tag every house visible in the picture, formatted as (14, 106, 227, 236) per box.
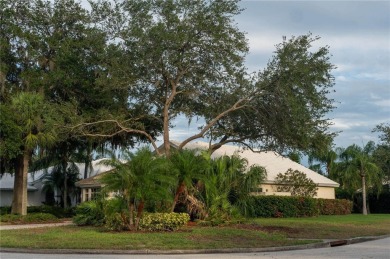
(0, 173, 44, 207)
(0, 158, 113, 207)
(75, 141, 340, 200)
(179, 141, 339, 199)
(75, 171, 112, 202)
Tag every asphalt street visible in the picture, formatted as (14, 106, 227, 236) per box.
(1, 237, 389, 259)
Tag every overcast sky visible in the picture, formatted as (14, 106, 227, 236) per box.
(169, 0, 390, 150)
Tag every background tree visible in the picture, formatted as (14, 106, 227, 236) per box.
(274, 169, 318, 197)
(32, 140, 84, 208)
(41, 160, 80, 207)
(0, 0, 157, 213)
(372, 123, 390, 181)
(336, 142, 382, 215)
(287, 151, 302, 164)
(308, 148, 338, 176)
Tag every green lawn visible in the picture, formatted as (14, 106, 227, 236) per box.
(254, 214, 390, 239)
(0, 214, 389, 250)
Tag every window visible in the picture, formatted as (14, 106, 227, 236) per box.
(90, 188, 100, 200)
(83, 187, 101, 201)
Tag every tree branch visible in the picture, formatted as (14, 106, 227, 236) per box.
(178, 97, 250, 150)
(70, 120, 160, 155)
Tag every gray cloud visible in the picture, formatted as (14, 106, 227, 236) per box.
(235, 0, 390, 148)
(86, 0, 389, 151)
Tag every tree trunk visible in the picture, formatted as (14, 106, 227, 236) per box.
(163, 104, 171, 157)
(63, 160, 68, 209)
(361, 174, 367, 215)
(171, 181, 186, 212)
(11, 151, 30, 215)
(135, 200, 145, 230)
(84, 143, 92, 179)
(129, 201, 135, 230)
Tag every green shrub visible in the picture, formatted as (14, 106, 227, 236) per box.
(139, 213, 190, 231)
(105, 212, 129, 231)
(368, 187, 390, 213)
(0, 207, 11, 215)
(247, 196, 352, 218)
(0, 214, 21, 223)
(316, 199, 353, 215)
(0, 213, 59, 224)
(23, 213, 59, 223)
(296, 197, 318, 217)
(247, 196, 318, 218)
(73, 201, 105, 226)
(27, 205, 75, 218)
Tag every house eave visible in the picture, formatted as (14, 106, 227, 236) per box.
(262, 180, 339, 188)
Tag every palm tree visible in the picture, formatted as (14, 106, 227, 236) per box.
(31, 139, 87, 208)
(100, 147, 176, 230)
(308, 148, 337, 176)
(202, 153, 266, 220)
(8, 93, 57, 215)
(41, 162, 80, 207)
(169, 149, 208, 212)
(337, 142, 382, 215)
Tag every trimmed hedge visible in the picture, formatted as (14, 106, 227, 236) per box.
(0, 207, 11, 215)
(0, 213, 60, 224)
(317, 198, 353, 215)
(247, 196, 352, 218)
(247, 196, 317, 218)
(139, 213, 190, 231)
(27, 205, 75, 218)
(0, 206, 75, 218)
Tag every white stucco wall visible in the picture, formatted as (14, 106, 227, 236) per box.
(253, 183, 336, 199)
(316, 186, 336, 199)
(0, 190, 45, 207)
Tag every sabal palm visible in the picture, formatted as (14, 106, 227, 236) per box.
(337, 142, 381, 215)
(8, 93, 57, 215)
(100, 147, 176, 230)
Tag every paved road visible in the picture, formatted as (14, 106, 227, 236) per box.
(1, 237, 389, 259)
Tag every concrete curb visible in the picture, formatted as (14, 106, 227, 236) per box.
(1, 234, 389, 255)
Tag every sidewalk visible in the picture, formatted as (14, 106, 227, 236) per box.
(0, 221, 74, 230)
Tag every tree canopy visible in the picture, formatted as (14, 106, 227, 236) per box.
(77, 0, 336, 156)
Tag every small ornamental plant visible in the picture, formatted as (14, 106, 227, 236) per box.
(139, 213, 190, 231)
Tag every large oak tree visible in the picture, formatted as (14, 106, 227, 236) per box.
(79, 0, 336, 157)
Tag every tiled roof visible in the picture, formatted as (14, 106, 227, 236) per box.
(0, 158, 114, 190)
(74, 140, 340, 189)
(75, 171, 112, 188)
(182, 141, 339, 188)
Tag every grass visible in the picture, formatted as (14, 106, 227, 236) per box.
(0, 225, 313, 250)
(254, 214, 390, 239)
(0, 214, 389, 250)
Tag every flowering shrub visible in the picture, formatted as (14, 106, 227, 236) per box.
(139, 213, 190, 231)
